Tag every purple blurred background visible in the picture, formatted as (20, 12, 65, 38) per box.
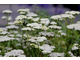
(0, 4, 80, 27)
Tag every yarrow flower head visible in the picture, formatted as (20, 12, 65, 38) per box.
(14, 20, 24, 24)
(0, 28, 3, 32)
(17, 8, 30, 13)
(1, 16, 7, 20)
(65, 11, 80, 15)
(2, 10, 12, 14)
(49, 25, 62, 29)
(0, 36, 15, 42)
(49, 52, 64, 57)
(51, 14, 75, 21)
(15, 15, 27, 20)
(4, 49, 25, 57)
(39, 44, 55, 54)
(67, 23, 80, 31)
(21, 27, 35, 31)
(40, 18, 50, 25)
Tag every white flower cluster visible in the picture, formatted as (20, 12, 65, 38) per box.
(5, 47, 12, 50)
(28, 36, 47, 42)
(21, 27, 35, 31)
(40, 18, 50, 25)
(32, 17, 39, 22)
(1, 16, 12, 21)
(58, 30, 66, 36)
(0, 28, 3, 32)
(39, 32, 54, 37)
(27, 23, 42, 29)
(0, 28, 7, 31)
(50, 21, 57, 25)
(15, 15, 27, 20)
(6, 25, 19, 29)
(65, 11, 80, 15)
(49, 52, 64, 57)
(2, 10, 12, 14)
(72, 43, 79, 50)
(0, 36, 14, 42)
(49, 25, 62, 29)
(0, 31, 8, 35)
(16, 34, 22, 38)
(18, 8, 30, 12)
(8, 16, 12, 21)
(51, 14, 75, 21)
(39, 44, 55, 54)
(27, 16, 33, 20)
(4, 49, 25, 57)
(67, 23, 80, 30)
(30, 43, 39, 48)
(18, 8, 30, 15)
(1, 16, 7, 20)
(42, 26, 49, 30)
(8, 22, 14, 25)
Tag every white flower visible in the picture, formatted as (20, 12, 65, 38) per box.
(49, 25, 62, 29)
(36, 36, 47, 42)
(51, 14, 75, 21)
(5, 47, 12, 50)
(40, 18, 50, 25)
(77, 21, 80, 24)
(27, 23, 42, 29)
(42, 50, 51, 54)
(42, 26, 48, 30)
(58, 30, 66, 36)
(0, 36, 14, 42)
(28, 37, 37, 43)
(8, 16, 12, 21)
(0, 28, 7, 31)
(67, 23, 80, 30)
(8, 22, 14, 25)
(26, 12, 38, 17)
(50, 21, 57, 25)
(32, 17, 39, 22)
(72, 43, 79, 50)
(21, 27, 35, 31)
(6, 25, 19, 29)
(30, 43, 39, 48)
(0, 31, 8, 35)
(39, 32, 54, 37)
(39, 44, 55, 54)
(19, 12, 26, 15)
(8, 34, 14, 37)
(17, 8, 30, 13)
(49, 52, 64, 57)
(2, 10, 12, 14)
(14, 20, 24, 24)
(18, 55, 26, 57)
(16, 34, 22, 38)
(28, 36, 47, 42)
(65, 11, 80, 15)
(0, 28, 3, 32)
(61, 32, 66, 36)
(1, 16, 7, 20)
(51, 15, 62, 20)
(15, 15, 27, 20)
(27, 16, 33, 20)
(4, 49, 25, 57)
